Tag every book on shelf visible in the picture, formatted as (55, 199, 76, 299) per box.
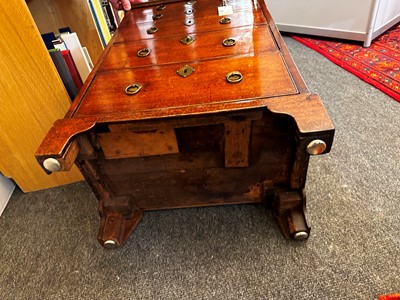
(61, 32, 93, 82)
(87, 0, 112, 48)
(100, 0, 118, 33)
(41, 29, 93, 85)
(61, 49, 83, 90)
(49, 49, 79, 100)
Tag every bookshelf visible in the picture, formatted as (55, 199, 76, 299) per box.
(0, 0, 84, 192)
(27, 0, 104, 64)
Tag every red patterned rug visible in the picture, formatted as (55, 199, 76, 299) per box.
(292, 23, 400, 103)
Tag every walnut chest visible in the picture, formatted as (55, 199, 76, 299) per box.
(36, 0, 334, 248)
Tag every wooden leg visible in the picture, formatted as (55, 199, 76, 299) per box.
(98, 210, 143, 248)
(272, 190, 310, 240)
(97, 195, 143, 248)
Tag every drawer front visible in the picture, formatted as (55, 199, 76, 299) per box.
(100, 25, 277, 71)
(115, 4, 267, 43)
(76, 53, 297, 117)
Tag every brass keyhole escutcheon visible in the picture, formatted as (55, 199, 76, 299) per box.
(146, 27, 158, 34)
(156, 4, 166, 10)
(180, 35, 195, 45)
(137, 48, 151, 57)
(185, 8, 194, 15)
(220, 17, 231, 24)
(177, 65, 195, 78)
(152, 13, 163, 20)
(226, 71, 243, 83)
(125, 83, 143, 95)
(184, 19, 195, 26)
(222, 38, 236, 47)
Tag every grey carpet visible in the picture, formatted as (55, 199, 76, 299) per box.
(1, 37, 399, 299)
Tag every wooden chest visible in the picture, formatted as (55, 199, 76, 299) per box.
(36, 0, 334, 248)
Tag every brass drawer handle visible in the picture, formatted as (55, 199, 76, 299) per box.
(152, 13, 163, 20)
(226, 71, 243, 83)
(137, 48, 151, 57)
(156, 4, 166, 10)
(125, 83, 143, 95)
(220, 17, 231, 24)
(222, 38, 236, 47)
(180, 35, 195, 45)
(146, 27, 158, 34)
(186, 0, 196, 5)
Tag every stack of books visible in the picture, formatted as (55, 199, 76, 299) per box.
(41, 1, 123, 101)
(42, 29, 93, 101)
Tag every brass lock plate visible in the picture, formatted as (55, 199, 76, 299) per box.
(177, 65, 195, 78)
(184, 19, 195, 26)
(180, 35, 195, 45)
(185, 8, 194, 15)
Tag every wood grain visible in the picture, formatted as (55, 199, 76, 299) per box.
(0, 0, 82, 192)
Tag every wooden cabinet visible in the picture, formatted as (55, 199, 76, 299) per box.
(0, 0, 83, 192)
(266, 0, 400, 47)
(36, 0, 334, 247)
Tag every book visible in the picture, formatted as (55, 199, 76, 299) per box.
(100, 0, 117, 33)
(49, 49, 78, 100)
(61, 32, 92, 82)
(87, 0, 112, 48)
(61, 49, 83, 90)
(41, 32, 56, 50)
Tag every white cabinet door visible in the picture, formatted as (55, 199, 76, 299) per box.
(266, 0, 400, 46)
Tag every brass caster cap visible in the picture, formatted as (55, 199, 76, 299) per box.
(43, 158, 61, 172)
(103, 240, 118, 249)
(293, 231, 309, 240)
(306, 139, 327, 155)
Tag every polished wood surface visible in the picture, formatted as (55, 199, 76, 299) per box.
(0, 0, 82, 192)
(100, 25, 277, 70)
(36, 0, 334, 247)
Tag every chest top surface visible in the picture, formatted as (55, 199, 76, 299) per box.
(69, 0, 305, 120)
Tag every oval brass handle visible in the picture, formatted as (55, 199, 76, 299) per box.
(152, 13, 163, 20)
(137, 48, 151, 57)
(226, 71, 243, 83)
(156, 4, 166, 10)
(186, 0, 196, 5)
(222, 38, 236, 47)
(146, 27, 158, 34)
(125, 83, 143, 95)
(220, 17, 231, 24)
